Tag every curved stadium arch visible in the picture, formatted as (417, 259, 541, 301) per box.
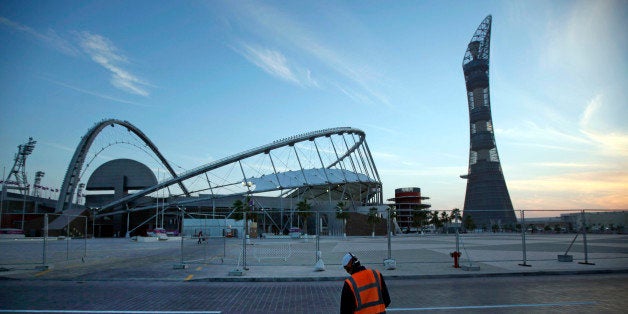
(56, 118, 189, 213)
(96, 126, 383, 218)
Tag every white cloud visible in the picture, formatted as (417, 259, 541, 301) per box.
(77, 31, 151, 97)
(529, 162, 607, 169)
(38, 75, 149, 107)
(221, 2, 391, 107)
(576, 95, 628, 157)
(371, 151, 401, 161)
(541, 1, 624, 75)
(579, 94, 602, 129)
(234, 43, 317, 87)
(581, 130, 628, 158)
(334, 83, 376, 107)
(498, 120, 592, 151)
(1, 17, 151, 98)
(380, 165, 464, 178)
(0, 16, 79, 56)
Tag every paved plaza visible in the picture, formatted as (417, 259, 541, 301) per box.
(1, 233, 627, 281)
(1, 234, 627, 313)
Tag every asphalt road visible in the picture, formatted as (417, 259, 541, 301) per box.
(1, 273, 626, 313)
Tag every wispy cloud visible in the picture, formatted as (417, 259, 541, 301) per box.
(498, 120, 593, 152)
(76, 31, 151, 97)
(1, 17, 151, 98)
(577, 94, 628, 157)
(379, 165, 464, 178)
(334, 83, 377, 107)
(541, 1, 623, 76)
(233, 42, 317, 87)
(582, 130, 628, 158)
(371, 151, 401, 161)
(529, 162, 607, 169)
(0, 16, 79, 56)
(44, 141, 76, 153)
(220, 1, 391, 107)
(38, 75, 150, 107)
(579, 94, 603, 129)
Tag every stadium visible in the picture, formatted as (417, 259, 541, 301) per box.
(5, 119, 388, 238)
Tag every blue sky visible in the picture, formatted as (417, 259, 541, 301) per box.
(1, 0, 626, 216)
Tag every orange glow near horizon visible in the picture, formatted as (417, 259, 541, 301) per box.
(509, 170, 628, 214)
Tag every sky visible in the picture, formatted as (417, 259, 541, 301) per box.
(1, 0, 627, 217)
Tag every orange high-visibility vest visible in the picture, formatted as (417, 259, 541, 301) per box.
(345, 269, 386, 314)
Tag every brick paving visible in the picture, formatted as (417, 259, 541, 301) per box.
(0, 274, 627, 313)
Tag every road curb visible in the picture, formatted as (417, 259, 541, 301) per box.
(187, 268, 628, 282)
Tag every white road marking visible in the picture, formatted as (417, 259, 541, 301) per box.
(0, 311, 221, 314)
(387, 301, 596, 311)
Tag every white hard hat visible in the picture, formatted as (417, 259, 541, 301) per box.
(342, 253, 356, 267)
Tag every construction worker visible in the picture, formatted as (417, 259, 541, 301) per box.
(340, 252, 391, 313)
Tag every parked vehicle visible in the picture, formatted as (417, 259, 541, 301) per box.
(289, 227, 301, 238)
(147, 228, 168, 240)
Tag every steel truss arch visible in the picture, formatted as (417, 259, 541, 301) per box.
(462, 15, 491, 67)
(56, 118, 189, 212)
(98, 127, 381, 213)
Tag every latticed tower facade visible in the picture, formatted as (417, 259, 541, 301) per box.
(461, 15, 516, 228)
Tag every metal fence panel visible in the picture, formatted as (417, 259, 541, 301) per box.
(0, 213, 88, 269)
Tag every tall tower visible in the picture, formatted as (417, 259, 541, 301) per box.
(461, 15, 516, 228)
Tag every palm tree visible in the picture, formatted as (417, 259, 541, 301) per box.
(367, 207, 381, 237)
(387, 205, 397, 235)
(231, 199, 244, 221)
(450, 208, 461, 233)
(440, 211, 450, 233)
(463, 214, 476, 231)
(412, 210, 429, 233)
(429, 210, 442, 233)
(245, 196, 259, 221)
(232, 197, 257, 220)
(387, 205, 397, 220)
(450, 208, 461, 224)
(296, 199, 312, 235)
(335, 201, 349, 236)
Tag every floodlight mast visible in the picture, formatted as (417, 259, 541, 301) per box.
(5, 137, 37, 194)
(33, 171, 45, 197)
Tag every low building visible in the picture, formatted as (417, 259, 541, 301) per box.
(387, 187, 431, 231)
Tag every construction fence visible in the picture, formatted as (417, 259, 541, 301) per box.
(0, 213, 88, 269)
(173, 209, 627, 270)
(1, 209, 626, 272)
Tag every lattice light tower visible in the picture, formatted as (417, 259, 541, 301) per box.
(5, 137, 37, 195)
(461, 15, 516, 228)
(33, 171, 45, 197)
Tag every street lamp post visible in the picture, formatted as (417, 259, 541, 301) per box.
(21, 187, 28, 230)
(241, 180, 253, 271)
(0, 181, 5, 229)
(92, 208, 97, 238)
